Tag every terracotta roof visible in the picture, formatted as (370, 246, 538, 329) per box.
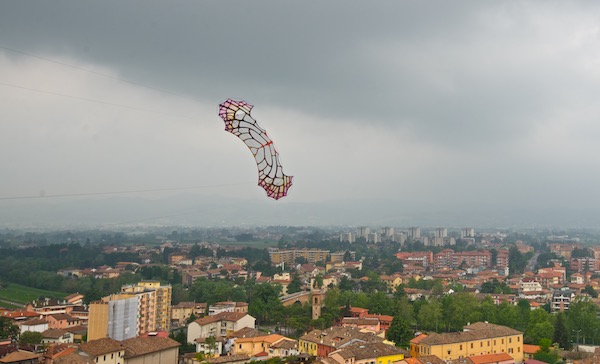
(410, 333, 428, 344)
(43, 329, 69, 339)
(300, 326, 385, 347)
(270, 339, 297, 349)
(235, 334, 285, 344)
(420, 322, 521, 346)
(194, 311, 250, 325)
(229, 327, 263, 339)
(0, 350, 41, 363)
(334, 342, 408, 360)
(80, 337, 123, 356)
(467, 352, 513, 364)
(121, 336, 180, 358)
(523, 344, 541, 354)
(206, 354, 250, 364)
(22, 318, 48, 326)
(53, 353, 90, 364)
(341, 317, 380, 326)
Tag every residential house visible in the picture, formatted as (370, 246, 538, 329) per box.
(466, 352, 514, 364)
(0, 351, 41, 364)
(41, 329, 73, 344)
(55, 337, 125, 364)
(20, 319, 48, 334)
(121, 336, 180, 364)
(171, 302, 207, 326)
(232, 334, 295, 357)
(299, 326, 386, 358)
(329, 342, 407, 364)
(187, 312, 256, 344)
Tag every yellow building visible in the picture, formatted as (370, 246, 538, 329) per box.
(232, 334, 294, 356)
(329, 342, 407, 364)
(412, 322, 523, 363)
(88, 300, 109, 341)
(121, 280, 172, 331)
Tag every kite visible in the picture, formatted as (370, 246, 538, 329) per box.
(218, 99, 293, 200)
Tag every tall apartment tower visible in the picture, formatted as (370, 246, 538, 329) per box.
(356, 227, 370, 240)
(434, 228, 448, 238)
(88, 294, 139, 341)
(461, 228, 475, 238)
(408, 227, 421, 238)
(382, 227, 395, 238)
(121, 280, 172, 331)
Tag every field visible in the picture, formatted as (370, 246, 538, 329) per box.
(0, 282, 67, 306)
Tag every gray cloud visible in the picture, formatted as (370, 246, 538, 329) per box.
(2, 1, 600, 228)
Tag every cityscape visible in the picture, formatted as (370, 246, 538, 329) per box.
(3, 1, 600, 364)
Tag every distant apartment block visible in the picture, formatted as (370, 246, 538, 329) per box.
(268, 248, 329, 265)
(339, 232, 354, 243)
(461, 228, 475, 238)
(356, 227, 370, 240)
(367, 233, 380, 243)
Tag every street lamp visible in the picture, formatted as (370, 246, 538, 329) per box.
(573, 329, 583, 348)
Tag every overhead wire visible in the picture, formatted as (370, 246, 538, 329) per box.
(0, 45, 256, 208)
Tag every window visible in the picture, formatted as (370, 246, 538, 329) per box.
(494, 340, 496, 345)
(470, 343, 473, 349)
(460, 345, 462, 350)
(487, 341, 490, 346)
(517, 336, 520, 342)
(509, 348, 513, 354)
(509, 338, 512, 343)
(447, 350, 451, 355)
(111, 354, 114, 359)
(480, 342, 483, 347)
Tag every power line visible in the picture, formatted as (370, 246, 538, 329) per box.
(0, 183, 252, 201)
(0, 45, 201, 102)
(0, 81, 197, 121)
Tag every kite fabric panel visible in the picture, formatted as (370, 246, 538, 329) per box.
(218, 99, 293, 200)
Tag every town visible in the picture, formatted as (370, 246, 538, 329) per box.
(1, 226, 600, 364)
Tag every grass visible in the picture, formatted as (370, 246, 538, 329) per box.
(0, 282, 67, 305)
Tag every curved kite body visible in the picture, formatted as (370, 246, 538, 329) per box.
(218, 99, 293, 200)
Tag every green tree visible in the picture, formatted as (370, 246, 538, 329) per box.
(525, 308, 554, 344)
(553, 312, 571, 350)
(417, 299, 442, 332)
(0, 317, 19, 340)
(533, 338, 560, 364)
(567, 298, 598, 345)
(386, 315, 412, 348)
(286, 274, 303, 294)
(19, 331, 43, 345)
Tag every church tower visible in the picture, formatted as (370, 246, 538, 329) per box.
(311, 289, 323, 320)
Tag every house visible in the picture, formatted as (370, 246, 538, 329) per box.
(46, 314, 82, 330)
(522, 344, 540, 360)
(467, 352, 514, 364)
(195, 337, 224, 356)
(269, 338, 299, 358)
(340, 317, 381, 333)
(232, 334, 295, 357)
(187, 312, 255, 344)
(20, 319, 48, 334)
(55, 337, 125, 364)
(328, 341, 407, 364)
(0, 350, 41, 364)
(41, 329, 73, 344)
(171, 302, 207, 326)
(299, 326, 386, 357)
(121, 336, 180, 364)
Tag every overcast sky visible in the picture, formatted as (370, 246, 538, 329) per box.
(2, 1, 600, 229)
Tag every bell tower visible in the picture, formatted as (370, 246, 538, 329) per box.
(311, 289, 323, 320)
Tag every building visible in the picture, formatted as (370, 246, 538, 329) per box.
(411, 322, 523, 362)
(171, 302, 207, 326)
(552, 289, 575, 312)
(88, 294, 140, 341)
(232, 334, 295, 356)
(267, 249, 329, 265)
(328, 341, 407, 364)
(187, 312, 256, 344)
(121, 336, 180, 364)
(208, 302, 248, 316)
(299, 326, 386, 358)
(121, 281, 172, 331)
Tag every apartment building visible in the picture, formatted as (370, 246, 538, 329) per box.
(411, 322, 523, 363)
(121, 281, 172, 331)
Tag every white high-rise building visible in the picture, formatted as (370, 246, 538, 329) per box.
(408, 227, 421, 238)
(461, 228, 475, 238)
(356, 227, 370, 240)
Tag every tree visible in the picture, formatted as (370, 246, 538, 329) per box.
(386, 315, 412, 348)
(417, 299, 442, 332)
(0, 317, 18, 340)
(286, 274, 302, 294)
(19, 331, 43, 345)
(553, 312, 571, 350)
(533, 338, 560, 364)
(525, 308, 554, 345)
(582, 284, 598, 298)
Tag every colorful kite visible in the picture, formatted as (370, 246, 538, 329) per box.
(218, 99, 293, 200)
